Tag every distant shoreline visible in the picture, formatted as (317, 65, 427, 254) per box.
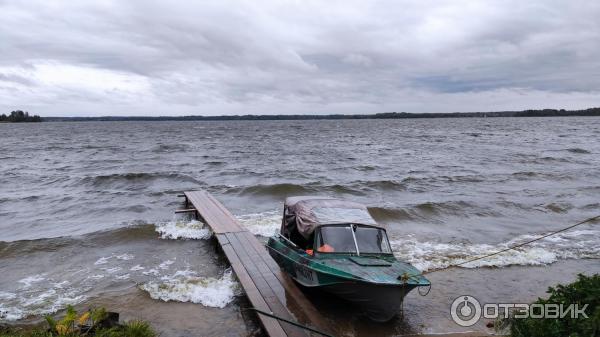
(30, 107, 600, 122)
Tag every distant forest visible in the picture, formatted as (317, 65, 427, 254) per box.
(13, 107, 600, 122)
(1, 110, 42, 122)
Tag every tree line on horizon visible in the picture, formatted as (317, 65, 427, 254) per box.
(43, 107, 600, 121)
(4, 107, 600, 122)
(0, 110, 42, 122)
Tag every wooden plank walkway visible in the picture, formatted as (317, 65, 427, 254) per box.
(182, 190, 330, 337)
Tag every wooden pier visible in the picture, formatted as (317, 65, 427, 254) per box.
(180, 190, 329, 337)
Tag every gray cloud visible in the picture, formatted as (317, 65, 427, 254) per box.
(0, 0, 599, 116)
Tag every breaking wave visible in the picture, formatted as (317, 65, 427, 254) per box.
(155, 220, 212, 240)
(391, 229, 600, 272)
(139, 269, 238, 308)
(0, 276, 87, 321)
(0, 222, 225, 322)
(236, 210, 281, 237)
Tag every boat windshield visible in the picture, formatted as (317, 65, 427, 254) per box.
(315, 224, 392, 254)
(355, 226, 392, 254)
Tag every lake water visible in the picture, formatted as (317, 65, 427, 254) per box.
(1, 118, 599, 336)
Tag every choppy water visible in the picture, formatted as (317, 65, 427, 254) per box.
(1, 118, 599, 335)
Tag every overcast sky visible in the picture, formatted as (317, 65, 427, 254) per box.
(1, 1, 599, 116)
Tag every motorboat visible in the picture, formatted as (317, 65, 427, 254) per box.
(266, 196, 430, 322)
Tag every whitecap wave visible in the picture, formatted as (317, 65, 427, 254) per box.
(391, 229, 600, 271)
(142, 268, 160, 276)
(0, 280, 87, 321)
(0, 291, 16, 300)
(0, 304, 24, 321)
(115, 253, 134, 261)
(87, 274, 104, 280)
(94, 253, 134, 265)
(236, 210, 280, 237)
(158, 260, 174, 270)
(140, 269, 238, 308)
(94, 256, 110, 265)
(18, 274, 45, 288)
(102, 267, 122, 274)
(155, 220, 212, 240)
(115, 274, 130, 280)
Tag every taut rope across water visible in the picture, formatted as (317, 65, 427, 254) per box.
(423, 214, 600, 275)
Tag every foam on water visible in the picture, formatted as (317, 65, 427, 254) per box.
(391, 229, 600, 271)
(94, 256, 110, 265)
(1, 257, 210, 321)
(115, 253, 134, 261)
(18, 275, 46, 288)
(0, 304, 23, 321)
(0, 277, 87, 321)
(87, 274, 105, 280)
(102, 266, 122, 274)
(95, 253, 135, 265)
(0, 218, 237, 323)
(236, 210, 280, 237)
(155, 220, 212, 240)
(158, 260, 174, 270)
(115, 274, 130, 280)
(143, 268, 160, 276)
(140, 269, 238, 308)
(0, 292, 16, 300)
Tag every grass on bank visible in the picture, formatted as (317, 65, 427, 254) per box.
(0, 306, 157, 337)
(498, 273, 599, 337)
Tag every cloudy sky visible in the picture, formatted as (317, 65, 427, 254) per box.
(1, 1, 599, 116)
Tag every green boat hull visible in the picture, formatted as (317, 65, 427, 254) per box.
(266, 235, 429, 321)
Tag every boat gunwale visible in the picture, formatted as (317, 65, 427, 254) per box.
(267, 236, 430, 287)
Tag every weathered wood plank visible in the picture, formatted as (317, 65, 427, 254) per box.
(220, 241, 287, 337)
(236, 233, 287, 301)
(227, 233, 307, 337)
(216, 233, 230, 246)
(206, 193, 244, 229)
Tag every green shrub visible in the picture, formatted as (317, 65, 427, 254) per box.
(121, 321, 157, 337)
(1, 307, 156, 337)
(499, 273, 599, 337)
(82, 321, 157, 337)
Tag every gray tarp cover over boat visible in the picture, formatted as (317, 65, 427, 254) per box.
(283, 196, 381, 240)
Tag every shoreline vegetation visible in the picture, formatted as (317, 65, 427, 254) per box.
(34, 106, 600, 122)
(0, 111, 42, 123)
(498, 273, 599, 337)
(0, 306, 157, 337)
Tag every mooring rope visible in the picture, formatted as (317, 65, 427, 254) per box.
(422, 214, 600, 275)
(247, 308, 335, 337)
